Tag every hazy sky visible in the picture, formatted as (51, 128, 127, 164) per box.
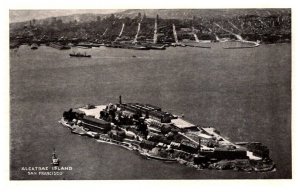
(9, 9, 123, 23)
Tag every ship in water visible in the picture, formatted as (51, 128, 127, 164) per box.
(59, 96, 275, 172)
(69, 52, 91, 58)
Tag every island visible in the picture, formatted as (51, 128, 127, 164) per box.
(59, 96, 275, 172)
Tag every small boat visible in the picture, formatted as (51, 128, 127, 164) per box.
(69, 52, 91, 58)
(51, 148, 60, 166)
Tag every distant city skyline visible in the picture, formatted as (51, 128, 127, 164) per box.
(9, 9, 123, 23)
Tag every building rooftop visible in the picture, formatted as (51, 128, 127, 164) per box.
(78, 105, 106, 119)
(82, 116, 110, 125)
(171, 118, 196, 129)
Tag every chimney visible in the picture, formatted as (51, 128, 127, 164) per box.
(119, 95, 122, 104)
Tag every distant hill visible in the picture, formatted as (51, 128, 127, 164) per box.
(115, 9, 291, 19)
(9, 9, 123, 23)
(10, 9, 291, 25)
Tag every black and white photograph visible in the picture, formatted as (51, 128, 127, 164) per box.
(8, 4, 292, 181)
